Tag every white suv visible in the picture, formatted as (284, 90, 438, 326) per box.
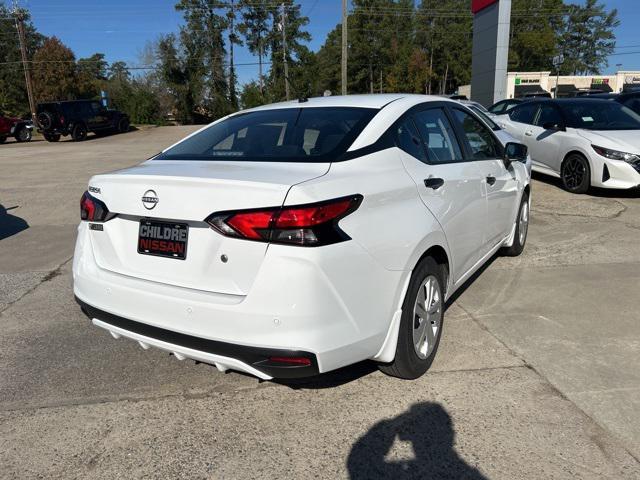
(73, 94, 531, 380)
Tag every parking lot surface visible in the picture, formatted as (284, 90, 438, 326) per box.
(1, 128, 639, 478)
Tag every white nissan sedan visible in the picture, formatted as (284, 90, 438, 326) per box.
(73, 94, 530, 380)
(499, 98, 640, 193)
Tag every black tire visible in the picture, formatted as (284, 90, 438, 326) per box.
(117, 117, 130, 133)
(501, 192, 529, 257)
(0, 136, 6, 144)
(43, 133, 61, 142)
(561, 153, 591, 194)
(71, 123, 88, 141)
(37, 112, 53, 130)
(15, 126, 32, 142)
(379, 256, 445, 380)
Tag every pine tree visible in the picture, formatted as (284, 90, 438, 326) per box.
(238, 0, 271, 95)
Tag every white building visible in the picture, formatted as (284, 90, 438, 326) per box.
(458, 70, 640, 102)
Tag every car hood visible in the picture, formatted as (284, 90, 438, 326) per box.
(577, 129, 640, 154)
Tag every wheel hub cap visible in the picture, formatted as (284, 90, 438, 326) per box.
(412, 275, 442, 360)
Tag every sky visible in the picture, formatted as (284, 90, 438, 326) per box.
(16, 0, 640, 86)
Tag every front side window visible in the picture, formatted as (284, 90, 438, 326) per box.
(412, 108, 462, 163)
(156, 107, 377, 162)
(469, 106, 500, 131)
(395, 119, 427, 162)
(452, 109, 501, 160)
(509, 103, 538, 124)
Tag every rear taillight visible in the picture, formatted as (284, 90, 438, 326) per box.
(206, 194, 363, 247)
(80, 191, 114, 222)
(59, 115, 65, 125)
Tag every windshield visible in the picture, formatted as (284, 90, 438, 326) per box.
(560, 101, 640, 131)
(156, 107, 378, 162)
(469, 106, 500, 131)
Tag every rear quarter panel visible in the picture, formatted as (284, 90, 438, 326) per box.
(284, 149, 451, 275)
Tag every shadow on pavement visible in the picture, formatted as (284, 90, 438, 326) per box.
(0, 204, 29, 240)
(347, 402, 487, 480)
(276, 361, 378, 389)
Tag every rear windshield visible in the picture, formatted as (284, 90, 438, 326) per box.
(156, 107, 378, 162)
(559, 101, 640, 130)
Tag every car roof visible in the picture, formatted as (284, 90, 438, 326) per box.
(243, 94, 455, 112)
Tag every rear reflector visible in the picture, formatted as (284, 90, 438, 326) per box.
(268, 356, 312, 366)
(206, 194, 363, 247)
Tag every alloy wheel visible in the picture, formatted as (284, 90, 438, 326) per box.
(519, 200, 529, 246)
(563, 156, 586, 190)
(412, 275, 442, 360)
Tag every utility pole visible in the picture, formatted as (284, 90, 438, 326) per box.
(228, 0, 237, 109)
(281, 3, 290, 101)
(13, 7, 36, 123)
(341, 0, 347, 95)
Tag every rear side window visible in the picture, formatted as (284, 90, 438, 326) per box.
(535, 104, 564, 127)
(395, 120, 427, 162)
(452, 109, 501, 160)
(412, 108, 462, 163)
(156, 107, 377, 162)
(509, 103, 538, 124)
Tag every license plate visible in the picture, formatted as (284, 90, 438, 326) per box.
(138, 220, 188, 260)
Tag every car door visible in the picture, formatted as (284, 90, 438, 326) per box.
(90, 101, 110, 130)
(525, 102, 569, 173)
(396, 105, 487, 282)
(450, 106, 519, 249)
(502, 101, 538, 142)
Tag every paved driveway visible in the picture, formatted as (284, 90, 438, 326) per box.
(1, 128, 638, 478)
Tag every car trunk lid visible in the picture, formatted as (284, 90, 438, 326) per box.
(86, 160, 329, 296)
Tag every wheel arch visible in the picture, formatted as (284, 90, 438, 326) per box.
(372, 242, 450, 364)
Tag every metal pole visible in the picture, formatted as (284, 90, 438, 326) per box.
(555, 68, 560, 98)
(281, 3, 290, 101)
(14, 11, 36, 122)
(341, 0, 347, 95)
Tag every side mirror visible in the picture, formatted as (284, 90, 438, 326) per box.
(542, 121, 566, 131)
(504, 142, 528, 166)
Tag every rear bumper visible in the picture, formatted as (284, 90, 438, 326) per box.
(73, 222, 406, 378)
(76, 297, 319, 379)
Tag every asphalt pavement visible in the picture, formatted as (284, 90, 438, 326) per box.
(1, 128, 639, 479)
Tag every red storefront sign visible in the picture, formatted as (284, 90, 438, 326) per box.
(472, 0, 498, 14)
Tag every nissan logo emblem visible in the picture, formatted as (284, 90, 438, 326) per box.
(142, 190, 159, 210)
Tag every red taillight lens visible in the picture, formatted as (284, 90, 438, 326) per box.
(274, 199, 354, 228)
(226, 210, 275, 240)
(80, 191, 114, 222)
(59, 115, 65, 125)
(206, 194, 363, 247)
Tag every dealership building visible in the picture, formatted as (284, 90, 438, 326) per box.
(460, 70, 640, 101)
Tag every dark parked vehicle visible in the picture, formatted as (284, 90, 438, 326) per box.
(0, 111, 33, 143)
(587, 91, 640, 116)
(36, 100, 130, 142)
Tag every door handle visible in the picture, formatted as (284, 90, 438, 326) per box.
(424, 177, 444, 190)
(524, 130, 533, 137)
(486, 175, 497, 186)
